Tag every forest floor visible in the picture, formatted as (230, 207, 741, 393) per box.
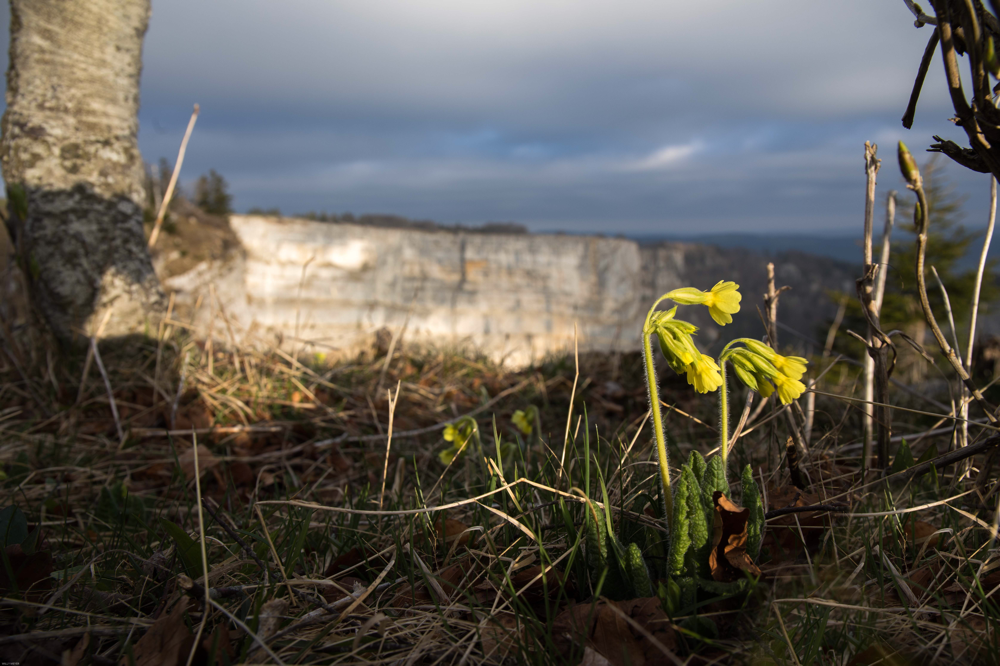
(0, 324, 998, 665)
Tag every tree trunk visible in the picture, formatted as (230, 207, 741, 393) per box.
(1, 0, 163, 343)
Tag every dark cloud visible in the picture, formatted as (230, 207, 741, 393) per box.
(0, 2, 996, 234)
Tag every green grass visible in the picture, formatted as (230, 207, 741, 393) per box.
(0, 330, 998, 664)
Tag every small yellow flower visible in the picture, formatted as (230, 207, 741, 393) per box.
(443, 424, 459, 443)
(773, 374, 805, 405)
(701, 281, 741, 326)
(771, 354, 808, 381)
(512, 409, 533, 435)
(756, 378, 775, 399)
(685, 354, 723, 393)
(439, 446, 460, 465)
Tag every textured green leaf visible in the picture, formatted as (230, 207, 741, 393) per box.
(688, 450, 707, 485)
(585, 502, 608, 578)
(701, 455, 727, 512)
(741, 465, 764, 560)
(625, 542, 653, 598)
(668, 467, 692, 576)
(685, 465, 710, 578)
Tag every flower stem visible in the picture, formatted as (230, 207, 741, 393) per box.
(719, 360, 729, 483)
(642, 330, 673, 532)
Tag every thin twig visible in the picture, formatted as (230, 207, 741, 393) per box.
(379, 381, 401, 512)
(149, 104, 200, 248)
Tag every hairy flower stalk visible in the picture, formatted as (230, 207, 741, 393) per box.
(641, 281, 742, 533)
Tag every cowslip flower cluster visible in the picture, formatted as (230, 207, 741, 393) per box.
(438, 417, 477, 465)
(723, 339, 807, 405)
(651, 308, 722, 394)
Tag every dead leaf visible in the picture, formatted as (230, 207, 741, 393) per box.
(436, 518, 473, 547)
(202, 622, 234, 666)
(509, 565, 572, 611)
(125, 597, 194, 666)
(553, 598, 677, 666)
(760, 484, 827, 565)
(0, 544, 54, 597)
(228, 461, 254, 487)
(62, 632, 90, 666)
(846, 643, 911, 666)
(248, 598, 288, 663)
(949, 614, 995, 663)
(580, 646, 614, 666)
(178, 445, 221, 481)
(479, 611, 521, 661)
(321, 576, 366, 603)
(390, 559, 478, 607)
(709, 492, 761, 582)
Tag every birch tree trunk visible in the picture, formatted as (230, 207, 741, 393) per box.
(1, 0, 163, 343)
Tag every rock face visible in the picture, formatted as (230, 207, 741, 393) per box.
(163, 215, 855, 366)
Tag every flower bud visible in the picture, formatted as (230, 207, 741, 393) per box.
(898, 141, 921, 186)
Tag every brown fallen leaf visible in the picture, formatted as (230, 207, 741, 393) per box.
(125, 597, 194, 666)
(324, 546, 372, 577)
(62, 632, 90, 666)
(0, 544, 54, 598)
(553, 598, 677, 666)
(248, 598, 288, 663)
(508, 565, 572, 612)
(760, 484, 827, 565)
(709, 492, 762, 582)
(846, 643, 911, 666)
(202, 622, 234, 666)
(178, 444, 221, 481)
(949, 614, 995, 663)
(436, 517, 473, 548)
(228, 461, 255, 487)
(479, 611, 521, 662)
(390, 559, 478, 607)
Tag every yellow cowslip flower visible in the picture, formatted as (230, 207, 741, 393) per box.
(656, 323, 698, 374)
(701, 281, 741, 326)
(685, 354, 723, 393)
(773, 374, 805, 405)
(443, 424, 459, 442)
(756, 377, 775, 399)
(512, 409, 533, 435)
(439, 445, 460, 465)
(771, 354, 808, 381)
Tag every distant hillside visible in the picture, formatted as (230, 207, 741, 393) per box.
(633, 232, 863, 266)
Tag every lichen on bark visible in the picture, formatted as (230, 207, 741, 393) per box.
(1, 0, 163, 342)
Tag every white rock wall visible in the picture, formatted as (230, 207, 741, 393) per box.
(165, 215, 671, 366)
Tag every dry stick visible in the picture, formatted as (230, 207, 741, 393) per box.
(89, 311, 123, 446)
(185, 434, 211, 666)
(911, 175, 999, 489)
(556, 324, 579, 489)
(963, 176, 996, 459)
(805, 297, 847, 443)
(378, 381, 401, 512)
(902, 27, 941, 129)
(148, 104, 199, 248)
(858, 142, 892, 470)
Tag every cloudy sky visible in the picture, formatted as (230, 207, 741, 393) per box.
(5, 1, 1000, 236)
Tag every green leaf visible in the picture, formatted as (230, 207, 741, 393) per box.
(625, 542, 652, 598)
(686, 466, 710, 578)
(161, 519, 202, 578)
(891, 439, 915, 474)
(688, 450, 707, 486)
(701, 455, 727, 513)
(585, 501, 608, 578)
(741, 465, 764, 560)
(668, 467, 692, 576)
(0, 506, 28, 548)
